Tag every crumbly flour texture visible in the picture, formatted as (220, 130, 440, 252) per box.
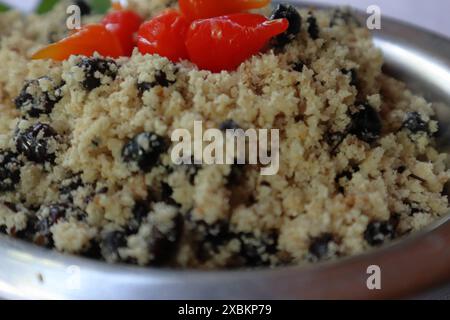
(0, 0, 448, 268)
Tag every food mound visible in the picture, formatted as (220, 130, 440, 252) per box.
(0, 0, 448, 269)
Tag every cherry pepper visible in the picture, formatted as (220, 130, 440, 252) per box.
(32, 24, 123, 61)
(179, 0, 271, 21)
(185, 13, 288, 72)
(102, 9, 142, 56)
(137, 9, 190, 62)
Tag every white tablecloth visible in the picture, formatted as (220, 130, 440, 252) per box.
(307, 0, 449, 38)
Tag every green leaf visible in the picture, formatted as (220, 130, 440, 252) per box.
(36, 0, 60, 14)
(0, 3, 10, 12)
(35, 0, 111, 15)
(90, 0, 111, 14)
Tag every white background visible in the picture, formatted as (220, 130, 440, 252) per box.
(307, 0, 449, 38)
(1, 0, 449, 38)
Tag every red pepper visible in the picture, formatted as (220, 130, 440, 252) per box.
(179, 0, 270, 21)
(137, 9, 190, 62)
(185, 13, 288, 72)
(102, 9, 142, 56)
(32, 24, 124, 61)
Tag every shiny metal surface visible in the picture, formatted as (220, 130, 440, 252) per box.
(0, 2, 449, 299)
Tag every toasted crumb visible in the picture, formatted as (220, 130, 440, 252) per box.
(0, 3, 448, 269)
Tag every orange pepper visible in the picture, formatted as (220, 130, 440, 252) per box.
(179, 0, 270, 21)
(112, 2, 123, 11)
(32, 24, 124, 61)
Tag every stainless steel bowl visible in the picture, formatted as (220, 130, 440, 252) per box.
(1, 1, 449, 299)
